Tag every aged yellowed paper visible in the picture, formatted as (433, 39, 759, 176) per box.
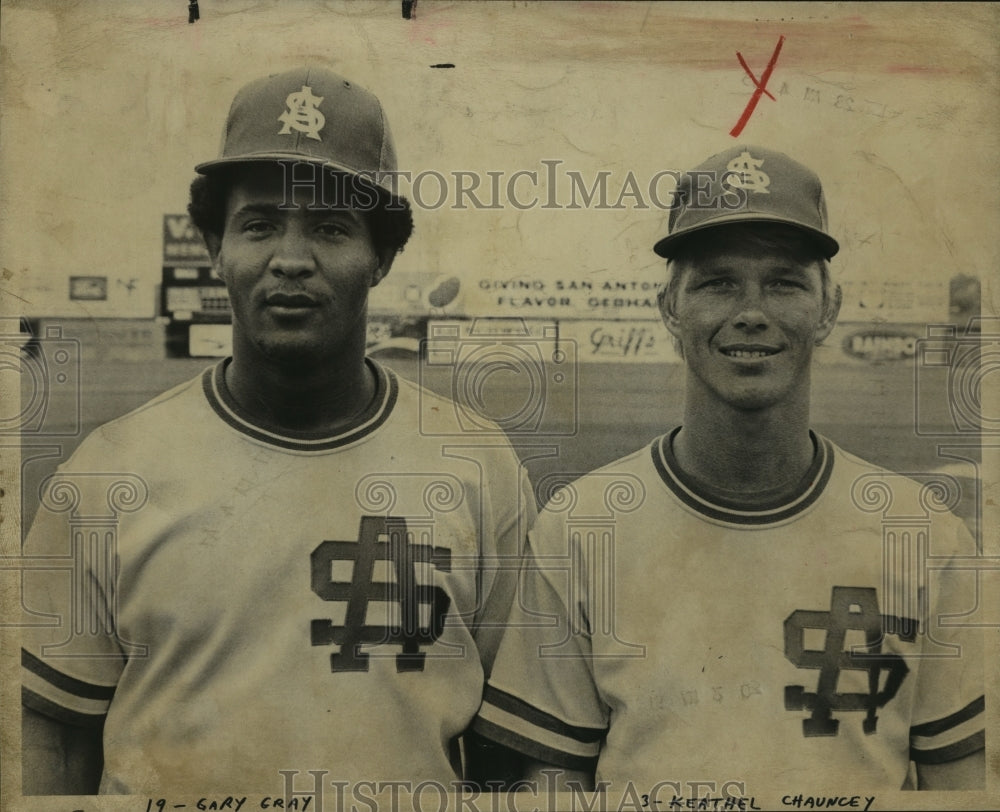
(1, 2, 996, 810)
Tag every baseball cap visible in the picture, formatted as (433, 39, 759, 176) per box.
(652, 145, 839, 259)
(195, 66, 399, 196)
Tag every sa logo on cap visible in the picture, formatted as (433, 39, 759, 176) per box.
(726, 150, 770, 194)
(278, 85, 326, 141)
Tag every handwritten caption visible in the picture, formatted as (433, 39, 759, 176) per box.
(639, 794, 876, 811)
(130, 791, 876, 812)
(143, 799, 309, 812)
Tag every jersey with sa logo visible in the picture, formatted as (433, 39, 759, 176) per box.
(22, 359, 535, 794)
(474, 430, 983, 792)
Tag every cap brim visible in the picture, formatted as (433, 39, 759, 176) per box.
(196, 153, 366, 176)
(193, 154, 406, 204)
(653, 213, 839, 259)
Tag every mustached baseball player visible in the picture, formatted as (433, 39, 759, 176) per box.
(21, 67, 534, 794)
(471, 146, 984, 793)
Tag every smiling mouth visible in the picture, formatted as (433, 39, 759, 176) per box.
(721, 347, 780, 359)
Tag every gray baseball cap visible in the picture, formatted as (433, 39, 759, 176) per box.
(196, 66, 399, 195)
(653, 145, 839, 259)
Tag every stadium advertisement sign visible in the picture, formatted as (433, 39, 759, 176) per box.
(840, 326, 921, 362)
(163, 214, 212, 264)
(423, 318, 680, 364)
(463, 275, 666, 320)
(558, 319, 681, 364)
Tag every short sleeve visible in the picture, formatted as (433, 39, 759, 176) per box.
(472, 508, 609, 772)
(21, 468, 126, 727)
(471, 460, 538, 678)
(908, 514, 985, 763)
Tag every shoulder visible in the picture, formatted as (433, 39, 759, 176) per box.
(826, 437, 963, 509)
(822, 436, 976, 553)
(388, 365, 523, 461)
(390, 368, 455, 417)
(391, 369, 471, 428)
(533, 441, 655, 526)
(64, 366, 213, 469)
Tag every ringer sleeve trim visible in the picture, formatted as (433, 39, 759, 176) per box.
(483, 685, 606, 743)
(22, 687, 106, 729)
(22, 649, 116, 701)
(911, 730, 985, 765)
(472, 717, 600, 773)
(910, 695, 983, 737)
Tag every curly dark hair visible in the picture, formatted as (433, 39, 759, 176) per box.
(187, 164, 414, 257)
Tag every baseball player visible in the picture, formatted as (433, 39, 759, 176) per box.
(21, 67, 534, 794)
(471, 146, 984, 794)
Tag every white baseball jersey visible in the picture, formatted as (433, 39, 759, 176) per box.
(21, 359, 535, 794)
(474, 430, 984, 793)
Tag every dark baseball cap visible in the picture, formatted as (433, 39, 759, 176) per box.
(195, 66, 399, 195)
(653, 145, 839, 259)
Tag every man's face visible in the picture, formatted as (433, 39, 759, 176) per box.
(660, 237, 839, 412)
(206, 164, 389, 367)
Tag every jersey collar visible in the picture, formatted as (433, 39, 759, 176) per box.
(202, 358, 397, 453)
(651, 427, 835, 526)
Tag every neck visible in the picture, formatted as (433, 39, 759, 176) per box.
(674, 383, 815, 497)
(225, 341, 375, 434)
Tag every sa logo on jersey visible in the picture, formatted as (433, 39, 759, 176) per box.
(726, 150, 770, 194)
(311, 516, 452, 673)
(784, 586, 914, 736)
(278, 85, 326, 141)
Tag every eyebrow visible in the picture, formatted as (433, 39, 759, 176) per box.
(684, 264, 739, 279)
(228, 203, 282, 219)
(689, 262, 813, 276)
(227, 202, 365, 222)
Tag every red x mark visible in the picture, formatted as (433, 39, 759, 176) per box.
(730, 35, 785, 137)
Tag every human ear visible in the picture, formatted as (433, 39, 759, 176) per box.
(204, 232, 225, 281)
(370, 249, 395, 288)
(815, 282, 842, 344)
(658, 279, 682, 340)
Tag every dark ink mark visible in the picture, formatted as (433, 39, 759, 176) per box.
(430, 64, 456, 69)
(402, 0, 417, 20)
